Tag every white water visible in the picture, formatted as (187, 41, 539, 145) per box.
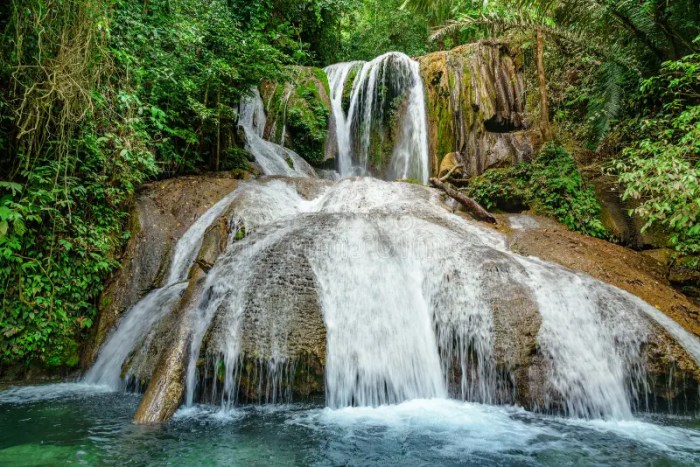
(514, 258, 650, 418)
(83, 190, 241, 389)
(80, 60, 700, 421)
(238, 88, 316, 178)
(167, 177, 700, 419)
(325, 61, 362, 176)
(325, 53, 430, 183)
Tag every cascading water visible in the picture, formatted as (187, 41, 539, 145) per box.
(80, 53, 700, 425)
(238, 88, 317, 178)
(83, 190, 241, 389)
(87, 176, 700, 421)
(325, 53, 430, 183)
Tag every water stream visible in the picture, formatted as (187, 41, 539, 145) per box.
(238, 88, 316, 178)
(325, 53, 430, 183)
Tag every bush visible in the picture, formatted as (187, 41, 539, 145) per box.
(465, 143, 609, 238)
(613, 49, 700, 260)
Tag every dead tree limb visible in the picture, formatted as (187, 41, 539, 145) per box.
(439, 163, 463, 182)
(430, 177, 497, 224)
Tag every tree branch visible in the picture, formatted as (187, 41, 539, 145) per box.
(430, 178, 497, 224)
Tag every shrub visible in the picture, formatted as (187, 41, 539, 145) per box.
(465, 143, 609, 238)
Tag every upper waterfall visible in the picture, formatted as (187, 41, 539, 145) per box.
(238, 88, 317, 178)
(325, 53, 430, 183)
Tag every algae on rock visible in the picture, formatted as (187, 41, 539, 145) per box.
(419, 41, 536, 178)
(260, 67, 332, 166)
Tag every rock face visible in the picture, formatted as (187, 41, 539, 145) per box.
(134, 215, 230, 424)
(418, 42, 536, 178)
(89, 176, 700, 425)
(82, 175, 240, 369)
(506, 214, 700, 411)
(260, 66, 332, 166)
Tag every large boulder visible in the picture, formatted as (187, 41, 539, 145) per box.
(419, 41, 536, 178)
(82, 175, 239, 369)
(506, 214, 700, 411)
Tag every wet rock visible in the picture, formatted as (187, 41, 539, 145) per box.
(480, 254, 544, 407)
(133, 216, 230, 424)
(507, 217, 700, 408)
(82, 175, 239, 369)
(418, 41, 536, 178)
(200, 215, 329, 404)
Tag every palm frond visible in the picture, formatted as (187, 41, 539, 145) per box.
(587, 61, 626, 144)
(431, 11, 640, 74)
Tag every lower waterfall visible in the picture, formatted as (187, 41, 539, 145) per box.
(85, 176, 700, 421)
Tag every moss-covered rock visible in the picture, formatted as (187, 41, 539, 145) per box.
(260, 66, 332, 166)
(418, 41, 536, 178)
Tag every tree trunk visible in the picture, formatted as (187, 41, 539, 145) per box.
(535, 29, 552, 141)
(215, 89, 221, 171)
(430, 178, 497, 224)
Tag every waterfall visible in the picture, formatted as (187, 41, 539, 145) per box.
(325, 53, 430, 183)
(85, 58, 700, 423)
(238, 88, 317, 178)
(84, 190, 241, 389)
(157, 177, 699, 418)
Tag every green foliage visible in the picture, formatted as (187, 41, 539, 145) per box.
(613, 48, 700, 257)
(285, 76, 331, 164)
(0, 0, 299, 368)
(338, 0, 431, 61)
(262, 67, 331, 165)
(465, 143, 609, 238)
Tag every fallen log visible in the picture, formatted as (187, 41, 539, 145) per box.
(430, 177, 497, 224)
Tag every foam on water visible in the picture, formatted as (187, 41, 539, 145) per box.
(173, 177, 700, 419)
(290, 398, 700, 461)
(0, 383, 113, 403)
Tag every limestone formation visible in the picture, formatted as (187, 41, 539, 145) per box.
(82, 175, 239, 369)
(419, 41, 536, 178)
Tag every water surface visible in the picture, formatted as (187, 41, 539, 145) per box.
(1, 384, 699, 466)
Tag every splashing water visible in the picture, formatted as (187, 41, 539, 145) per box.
(81, 57, 699, 423)
(325, 53, 430, 183)
(163, 177, 700, 419)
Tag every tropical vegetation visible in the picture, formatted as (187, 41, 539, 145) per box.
(0, 0, 698, 369)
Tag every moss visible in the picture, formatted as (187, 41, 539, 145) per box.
(341, 64, 360, 113)
(312, 67, 331, 97)
(396, 178, 423, 185)
(261, 66, 331, 165)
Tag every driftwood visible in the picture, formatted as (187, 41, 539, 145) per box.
(430, 177, 497, 224)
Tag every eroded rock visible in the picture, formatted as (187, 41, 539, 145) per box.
(419, 41, 536, 178)
(82, 175, 239, 369)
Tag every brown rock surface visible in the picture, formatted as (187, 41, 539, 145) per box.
(418, 41, 535, 178)
(506, 215, 700, 399)
(83, 175, 239, 369)
(133, 215, 230, 424)
(507, 217, 700, 338)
